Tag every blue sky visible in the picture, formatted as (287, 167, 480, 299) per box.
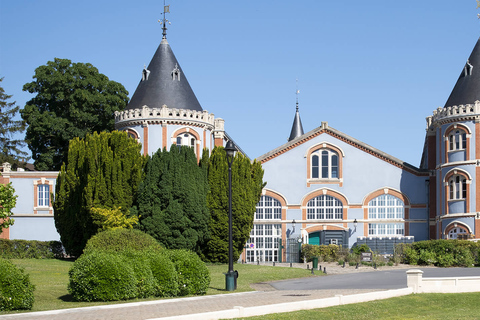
(1, 0, 479, 166)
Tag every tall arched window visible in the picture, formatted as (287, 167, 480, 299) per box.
(311, 149, 338, 179)
(448, 175, 467, 200)
(306, 195, 343, 220)
(367, 194, 404, 236)
(449, 129, 467, 151)
(246, 195, 282, 262)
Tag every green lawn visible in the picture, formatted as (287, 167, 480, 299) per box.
(3, 259, 315, 314)
(235, 292, 480, 320)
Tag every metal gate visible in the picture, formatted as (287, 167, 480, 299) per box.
(287, 238, 300, 263)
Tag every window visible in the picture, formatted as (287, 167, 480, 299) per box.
(449, 129, 467, 151)
(367, 194, 405, 236)
(176, 133, 196, 153)
(448, 226, 468, 239)
(255, 195, 282, 220)
(368, 194, 404, 219)
(38, 184, 50, 207)
(448, 175, 467, 200)
(368, 223, 404, 236)
(245, 224, 281, 262)
(311, 149, 338, 179)
(306, 195, 343, 220)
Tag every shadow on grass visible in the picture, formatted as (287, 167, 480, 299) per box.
(59, 294, 74, 302)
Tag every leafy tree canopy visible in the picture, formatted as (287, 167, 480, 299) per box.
(0, 182, 17, 233)
(0, 78, 28, 167)
(21, 58, 129, 171)
(53, 131, 146, 257)
(203, 146, 265, 263)
(134, 145, 210, 253)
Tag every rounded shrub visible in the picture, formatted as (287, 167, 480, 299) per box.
(145, 250, 179, 297)
(68, 251, 137, 301)
(0, 258, 35, 311)
(124, 252, 158, 298)
(165, 249, 210, 296)
(83, 228, 162, 255)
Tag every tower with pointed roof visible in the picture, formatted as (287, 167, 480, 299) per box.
(288, 89, 304, 142)
(424, 37, 480, 241)
(115, 6, 226, 160)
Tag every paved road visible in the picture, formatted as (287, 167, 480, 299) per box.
(271, 267, 480, 290)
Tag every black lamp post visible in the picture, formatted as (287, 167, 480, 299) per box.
(225, 140, 237, 291)
(353, 219, 358, 232)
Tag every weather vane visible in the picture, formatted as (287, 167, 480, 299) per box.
(158, 1, 171, 39)
(296, 79, 300, 111)
(477, 0, 480, 19)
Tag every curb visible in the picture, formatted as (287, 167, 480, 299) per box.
(148, 288, 414, 320)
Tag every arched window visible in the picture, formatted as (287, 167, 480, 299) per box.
(448, 175, 467, 200)
(367, 194, 404, 236)
(449, 129, 467, 151)
(176, 133, 196, 153)
(255, 195, 282, 220)
(448, 226, 468, 239)
(311, 149, 338, 179)
(306, 195, 343, 220)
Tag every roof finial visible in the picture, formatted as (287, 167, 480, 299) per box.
(477, 0, 480, 19)
(295, 78, 300, 112)
(159, 1, 171, 39)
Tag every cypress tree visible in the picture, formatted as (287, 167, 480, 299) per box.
(203, 147, 265, 263)
(135, 145, 209, 253)
(54, 131, 145, 257)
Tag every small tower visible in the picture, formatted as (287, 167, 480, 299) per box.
(425, 36, 480, 241)
(115, 5, 226, 159)
(288, 88, 304, 141)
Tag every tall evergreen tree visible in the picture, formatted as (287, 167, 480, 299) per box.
(53, 131, 145, 257)
(203, 147, 265, 263)
(0, 78, 28, 166)
(21, 58, 129, 171)
(134, 145, 209, 253)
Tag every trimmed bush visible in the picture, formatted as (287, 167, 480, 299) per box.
(0, 259, 35, 311)
(68, 251, 137, 301)
(0, 239, 63, 259)
(145, 250, 179, 297)
(124, 252, 158, 298)
(83, 228, 162, 255)
(165, 249, 210, 296)
(301, 244, 341, 262)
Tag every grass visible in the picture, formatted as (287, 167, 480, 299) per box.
(2, 259, 315, 314)
(235, 292, 480, 319)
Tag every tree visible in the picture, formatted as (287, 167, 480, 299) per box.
(0, 182, 17, 233)
(21, 58, 129, 171)
(203, 147, 265, 263)
(0, 78, 28, 166)
(91, 207, 139, 231)
(134, 145, 210, 253)
(53, 131, 146, 257)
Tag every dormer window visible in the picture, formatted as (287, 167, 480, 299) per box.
(142, 66, 150, 81)
(463, 59, 473, 77)
(172, 64, 181, 81)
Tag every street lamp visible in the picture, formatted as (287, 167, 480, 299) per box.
(225, 140, 237, 291)
(353, 219, 358, 232)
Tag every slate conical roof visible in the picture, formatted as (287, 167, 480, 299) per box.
(444, 37, 480, 108)
(288, 106, 304, 141)
(127, 38, 202, 111)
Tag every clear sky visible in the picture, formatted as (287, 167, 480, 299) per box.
(1, 0, 479, 166)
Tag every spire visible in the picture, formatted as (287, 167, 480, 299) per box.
(288, 86, 304, 141)
(160, 2, 170, 39)
(444, 37, 480, 107)
(126, 5, 203, 112)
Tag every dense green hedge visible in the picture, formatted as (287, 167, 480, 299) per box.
(0, 258, 35, 311)
(301, 244, 341, 262)
(397, 240, 480, 267)
(69, 229, 209, 301)
(68, 252, 137, 302)
(165, 249, 210, 296)
(0, 239, 63, 259)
